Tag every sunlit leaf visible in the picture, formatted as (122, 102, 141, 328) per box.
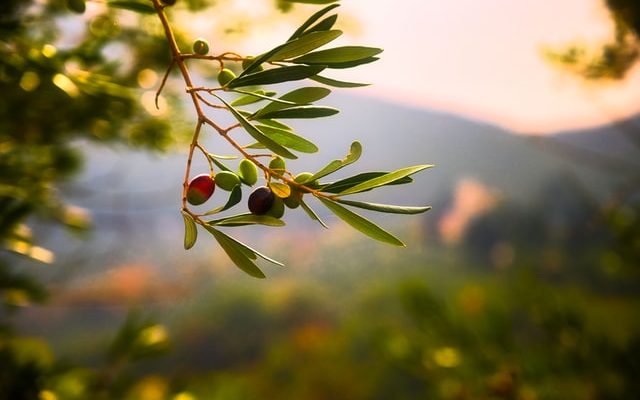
(338, 165, 433, 195)
(238, 43, 289, 77)
(231, 89, 298, 106)
(207, 153, 238, 160)
(227, 65, 326, 89)
(318, 197, 405, 246)
(181, 211, 198, 250)
(309, 75, 370, 88)
(256, 125, 318, 153)
(292, 46, 383, 65)
(205, 227, 265, 278)
(203, 185, 242, 215)
(289, 3, 341, 40)
(258, 106, 339, 120)
(305, 14, 338, 35)
(231, 90, 275, 106)
(213, 94, 297, 159)
(107, 0, 154, 14)
(323, 56, 380, 69)
(269, 30, 342, 61)
(309, 141, 362, 181)
(209, 213, 286, 227)
(256, 119, 294, 131)
(321, 172, 413, 193)
(300, 199, 328, 228)
(336, 199, 432, 214)
(254, 87, 331, 117)
(269, 182, 291, 198)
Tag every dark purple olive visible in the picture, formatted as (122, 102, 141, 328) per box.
(248, 186, 275, 215)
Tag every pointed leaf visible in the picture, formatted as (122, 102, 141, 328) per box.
(292, 46, 383, 64)
(289, 3, 340, 40)
(269, 30, 342, 61)
(203, 185, 242, 215)
(256, 119, 293, 131)
(256, 125, 318, 153)
(309, 141, 362, 181)
(318, 197, 405, 246)
(339, 165, 433, 195)
(304, 14, 338, 35)
(269, 182, 291, 198)
(238, 43, 290, 77)
(309, 75, 370, 88)
(300, 199, 328, 228)
(321, 172, 413, 193)
(227, 65, 326, 89)
(213, 94, 297, 159)
(208, 153, 238, 160)
(206, 226, 284, 267)
(322, 56, 380, 69)
(209, 213, 286, 227)
(336, 199, 432, 215)
(258, 106, 339, 120)
(181, 212, 198, 250)
(231, 89, 298, 106)
(254, 87, 331, 117)
(205, 226, 265, 278)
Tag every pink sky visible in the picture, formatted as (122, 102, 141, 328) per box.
(334, 0, 640, 133)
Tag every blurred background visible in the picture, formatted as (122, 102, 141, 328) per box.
(1, 0, 639, 399)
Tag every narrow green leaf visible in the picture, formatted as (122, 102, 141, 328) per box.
(258, 106, 339, 120)
(231, 90, 273, 106)
(300, 199, 328, 228)
(208, 153, 238, 160)
(269, 30, 342, 61)
(318, 197, 405, 246)
(292, 46, 383, 64)
(213, 94, 298, 159)
(203, 185, 242, 215)
(256, 119, 293, 131)
(227, 65, 326, 89)
(309, 141, 362, 181)
(304, 14, 338, 35)
(209, 213, 286, 227)
(321, 172, 413, 193)
(238, 43, 289, 77)
(254, 87, 331, 118)
(218, 230, 284, 267)
(336, 199, 432, 215)
(339, 165, 433, 195)
(231, 89, 298, 106)
(289, 3, 340, 40)
(256, 125, 318, 153)
(181, 212, 198, 250)
(208, 157, 233, 174)
(107, 0, 154, 14)
(309, 75, 370, 88)
(205, 227, 265, 278)
(322, 56, 380, 69)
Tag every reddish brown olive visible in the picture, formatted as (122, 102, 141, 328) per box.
(248, 186, 275, 215)
(187, 174, 215, 205)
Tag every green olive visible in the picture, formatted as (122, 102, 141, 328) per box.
(283, 190, 302, 209)
(266, 196, 285, 218)
(238, 159, 258, 186)
(215, 171, 241, 191)
(269, 156, 286, 174)
(294, 172, 319, 189)
(217, 68, 236, 87)
(192, 38, 210, 55)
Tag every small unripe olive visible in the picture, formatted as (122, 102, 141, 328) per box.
(294, 172, 319, 189)
(238, 159, 258, 186)
(248, 186, 275, 215)
(192, 38, 209, 55)
(187, 174, 215, 205)
(266, 196, 285, 218)
(269, 156, 286, 174)
(242, 56, 264, 72)
(284, 190, 302, 209)
(217, 68, 236, 87)
(215, 171, 241, 191)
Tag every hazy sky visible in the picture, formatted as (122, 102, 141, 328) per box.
(332, 0, 640, 133)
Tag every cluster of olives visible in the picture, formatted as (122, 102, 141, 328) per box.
(186, 158, 317, 218)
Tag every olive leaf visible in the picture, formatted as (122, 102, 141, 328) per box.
(289, 3, 340, 40)
(231, 89, 297, 106)
(209, 213, 286, 227)
(213, 94, 298, 159)
(227, 65, 326, 89)
(335, 199, 432, 215)
(338, 165, 434, 195)
(250, 125, 318, 153)
(205, 226, 266, 278)
(257, 106, 339, 120)
(300, 199, 328, 228)
(268, 30, 343, 61)
(321, 172, 413, 193)
(309, 75, 370, 88)
(253, 87, 331, 118)
(308, 141, 362, 181)
(304, 14, 338, 35)
(181, 211, 198, 250)
(231, 90, 275, 106)
(291, 46, 383, 65)
(317, 197, 405, 246)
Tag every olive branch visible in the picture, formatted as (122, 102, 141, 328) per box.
(149, 0, 432, 278)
